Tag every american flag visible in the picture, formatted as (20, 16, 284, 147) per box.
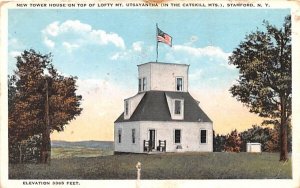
(157, 27, 172, 47)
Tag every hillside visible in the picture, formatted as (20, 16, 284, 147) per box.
(51, 140, 114, 149)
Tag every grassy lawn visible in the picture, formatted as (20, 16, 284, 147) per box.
(9, 151, 291, 179)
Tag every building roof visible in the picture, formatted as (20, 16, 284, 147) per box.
(115, 90, 212, 123)
(137, 62, 190, 67)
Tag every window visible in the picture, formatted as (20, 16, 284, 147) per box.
(118, 129, 122, 143)
(143, 77, 147, 91)
(138, 79, 142, 92)
(139, 77, 147, 91)
(176, 77, 183, 91)
(132, 129, 136, 144)
(174, 100, 181, 115)
(174, 129, 181, 143)
(125, 100, 129, 116)
(201, 130, 207, 144)
(170, 99, 184, 120)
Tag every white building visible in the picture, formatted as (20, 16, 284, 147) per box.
(246, 143, 262, 153)
(114, 62, 213, 153)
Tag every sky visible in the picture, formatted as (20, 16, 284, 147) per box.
(7, 8, 290, 141)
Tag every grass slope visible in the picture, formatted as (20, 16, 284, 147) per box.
(9, 152, 291, 179)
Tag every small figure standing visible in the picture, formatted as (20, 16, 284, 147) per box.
(136, 162, 142, 188)
(136, 161, 141, 180)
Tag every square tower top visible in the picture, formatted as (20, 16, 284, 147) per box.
(137, 62, 189, 92)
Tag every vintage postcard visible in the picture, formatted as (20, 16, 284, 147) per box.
(0, 0, 299, 187)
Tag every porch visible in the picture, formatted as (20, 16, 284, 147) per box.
(143, 140, 166, 153)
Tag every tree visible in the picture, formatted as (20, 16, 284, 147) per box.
(228, 16, 291, 161)
(240, 125, 278, 152)
(8, 49, 82, 163)
(214, 133, 226, 152)
(264, 127, 280, 152)
(224, 129, 242, 152)
(8, 51, 49, 163)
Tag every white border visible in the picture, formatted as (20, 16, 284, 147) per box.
(1, 1, 299, 188)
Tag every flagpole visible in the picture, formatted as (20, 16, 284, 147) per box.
(156, 23, 158, 63)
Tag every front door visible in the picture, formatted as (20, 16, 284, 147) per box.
(149, 129, 156, 151)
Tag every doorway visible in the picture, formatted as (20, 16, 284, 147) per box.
(149, 129, 156, 151)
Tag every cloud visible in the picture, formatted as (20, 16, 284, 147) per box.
(43, 36, 55, 48)
(76, 78, 134, 99)
(8, 38, 26, 72)
(111, 52, 128, 61)
(42, 21, 60, 37)
(220, 62, 236, 70)
(42, 20, 125, 51)
(90, 30, 125, 49)
(9, 51, 22, 58)
(184, 35, 199, 46)
(62, 42, 80, 53)
(189, 69, 203, 81)
(110, 41, 152, 62)
(8, 37, 25, 50)
(172, 45, 231, 62)
(132, 41, 143, 52)
(59, 20, 92, 34)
